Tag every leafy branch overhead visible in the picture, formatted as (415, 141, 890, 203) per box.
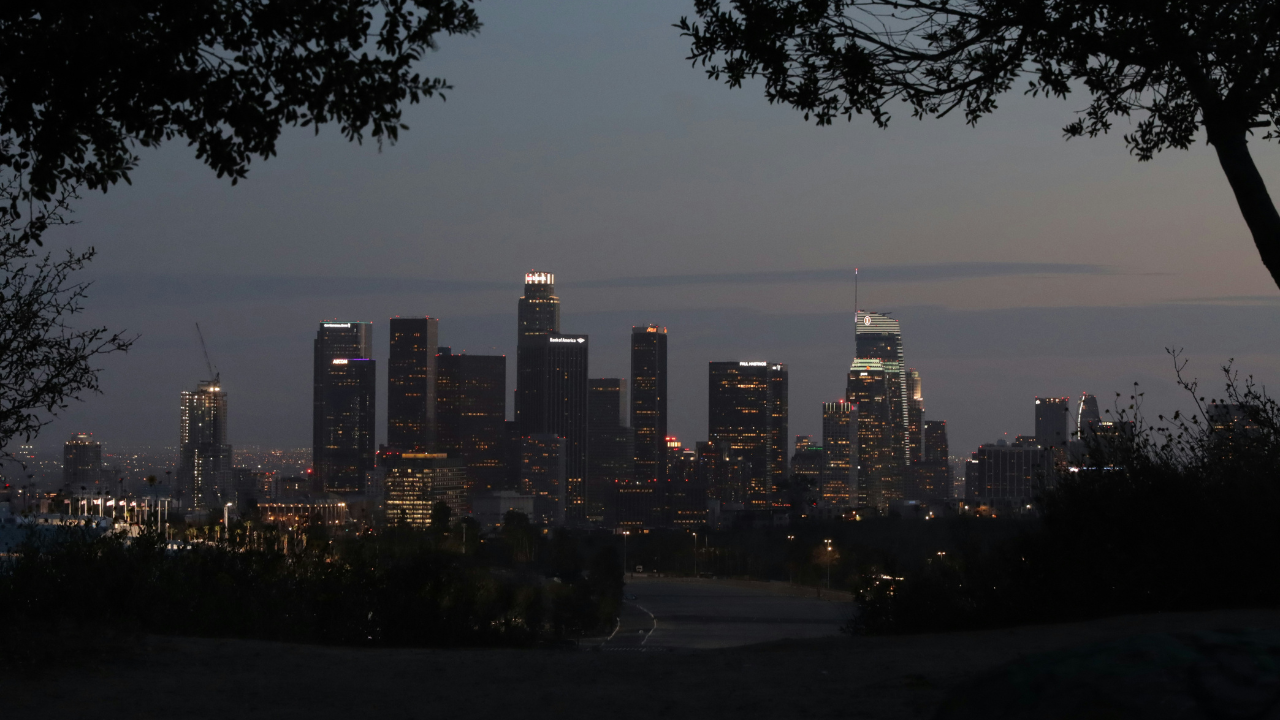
(679, 1, 1280, 289)
(0, 0, 482, 210)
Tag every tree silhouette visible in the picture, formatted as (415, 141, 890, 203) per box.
(0, 1, 480, 449)
(679, 1, 1280, 288)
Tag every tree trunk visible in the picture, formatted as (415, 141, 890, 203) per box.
(1210, 128, 1280, 291)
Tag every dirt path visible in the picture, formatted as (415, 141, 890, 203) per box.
(7, 609, 1280, 720)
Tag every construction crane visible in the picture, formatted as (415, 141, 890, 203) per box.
(195, 323, 220, 385)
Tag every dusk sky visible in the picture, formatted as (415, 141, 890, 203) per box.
(35, 0, 1280, 457)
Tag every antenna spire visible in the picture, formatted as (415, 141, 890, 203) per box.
(854, 267, 859, 323)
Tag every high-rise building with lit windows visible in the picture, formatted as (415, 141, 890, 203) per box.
(906, 369, 923, 463)
(1035, 396, 1071, 450)
(517, 333, 589, 524)
(1077, 393, 1101, 438)
(62, 432, 102, 490)
(179, 382, 232, 508)
(588, 378, 632, 524)
(387, 317, 438, 451)
(515, 271, 559, 431)
(821, 401, 855, 507)
(630, 325, 667, 484)
(513, 272, 588, 524)
(855, 312, 909, 469)
(436, 348, 506, 493)
(521, 434, 566, 525)
(847, 359, 898, 510)
(708, 361, 788, 508)
(314, 321, 375, 493)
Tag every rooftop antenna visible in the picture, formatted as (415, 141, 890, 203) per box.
(195, 323, 220, 385)
(854, 267, 859, 323)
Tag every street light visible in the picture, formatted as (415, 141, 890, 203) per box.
(692, 532, 697, 577)
(825, 539, 834, 590)
(621, 531, 630, 579)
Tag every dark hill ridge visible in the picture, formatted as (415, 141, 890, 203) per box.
(7, 609, 1280, 719)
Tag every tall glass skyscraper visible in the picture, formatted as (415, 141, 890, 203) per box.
(513, 272, 589, 524)
(588, 378, 632, 524)
(708, 361, 788, 509)
(436, 347, 507, 492)
(314, 321, 375, 493)
(387, 317, 438, 451)
(630, 325, 667, 483)
(847, 358, 898, 510)
(821, 401, 855, 507)
(855, 311, 909, 468)
(180, 381, 231, 509)
(62, 432, 101, 490)
(906, 368, 924, 463)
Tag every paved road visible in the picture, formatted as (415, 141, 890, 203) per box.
(605, 577, 852, 650)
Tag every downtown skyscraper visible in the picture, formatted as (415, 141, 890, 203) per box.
(387, 317, 438, 451)
(848, 359, 897, 510)
(708, 361, 788, 508)
(436, 347, 507, 492)
(630, 325, 667, 483)
(821, 401, 855, 507)
(514, 272, 589, 524)
(179, 380, 231, 508)
(1035, 396, 1071, 449)
(314, 321, 375, 493)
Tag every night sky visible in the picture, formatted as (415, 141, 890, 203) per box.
(32, 0, 1280, 457)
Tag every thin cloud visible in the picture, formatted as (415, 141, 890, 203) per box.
(573, 262, 1112, 289)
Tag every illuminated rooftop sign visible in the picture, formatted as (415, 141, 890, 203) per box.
(332, 359, 348, 364)
(525, 272, 554, 285)
(739, 361, 767, 367)
(549, 337, 585, 343)
(323, 323, 351, 328)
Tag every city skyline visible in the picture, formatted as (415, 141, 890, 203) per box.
(24, 272, 1254, 465)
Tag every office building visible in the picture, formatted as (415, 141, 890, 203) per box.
(387, 317, 438, 451)
(516, 333, 589, 523)
(630, 325, 667, 483)
(588, 379, 633, 524)
(1035, 396, 1071, 450)
(855, 312, 909, 467)
(964, 438, 1052, 510)
(1077, 392, 1101, 438)
(382, 451, 468, 527)
(847, 359, 899, 510)
(924, 420, 949, 462)
(906, 369, 923, 464)
(513, 272, 589, 523)
(62, 433, 101, 490)
(515, 271, 559, 429)
(791, 443, 824, 485)
(768, 363, 790, 482)
(314, 321, 376, 493)
(520, 434, 566, 525)
(179, 381, 232, 509)
(821, 401, 855, 507)
(436, 348, 507, 492)
(707, 361, 788, 508)
(665, 438, 705, 528)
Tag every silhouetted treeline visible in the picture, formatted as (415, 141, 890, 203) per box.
(853, 360, 1280, 633)
(0, 511, 622, 668)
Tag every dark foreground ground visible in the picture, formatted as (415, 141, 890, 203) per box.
(6, 592, 1280, 719)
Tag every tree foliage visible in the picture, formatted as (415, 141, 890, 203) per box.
(679, 1, 1280, 288)
(0, 0, 482, 211)
(0, 1, 480, 449)
(0, 181, 133, 451)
